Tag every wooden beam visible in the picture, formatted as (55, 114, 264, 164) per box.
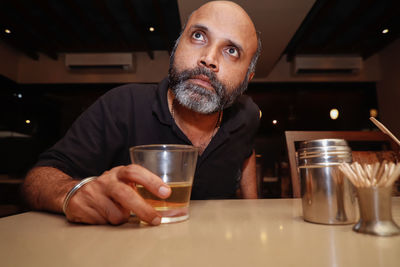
(0, 9, 58, 60)
(64, 0, 107, 50)
(152, 0, 173, 54)
(37, 0, 85, 50)
(321, 0, 376, 51)
(362, 30, 399, 59)
(0, 37, 39, 60)
(286, 0, 336, 61)
(92, 0, 129, 49)
(123, 0, 154, 59)
(350, 1, 400, 58)
(9, 0, 63, 50)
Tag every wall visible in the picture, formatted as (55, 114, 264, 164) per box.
(259, 54, 381, 82)
(17, 51, 170, 84)
(1, 39, 383, 84)
(376, 39, 400, 137)
(0, 41, 170, 84)
(0, 42, 20, 81)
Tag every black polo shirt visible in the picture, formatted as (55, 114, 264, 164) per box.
(36, 78, 260, 199)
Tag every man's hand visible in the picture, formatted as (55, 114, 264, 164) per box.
(65, 165, 171, 225)
(23, 165, 171, 226)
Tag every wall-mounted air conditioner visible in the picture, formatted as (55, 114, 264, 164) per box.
(65, 53, 135, 71)
(293, 55, 363, 74)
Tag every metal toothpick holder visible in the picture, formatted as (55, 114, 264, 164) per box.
(353, 186, 400, 236)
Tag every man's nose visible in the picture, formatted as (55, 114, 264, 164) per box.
(198, 46, 219, 72)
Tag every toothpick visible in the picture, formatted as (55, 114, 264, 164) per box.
(386, 164, 400, 187)
(355, 162, 370, 187)
(377, 164, 390, 186)
(339, 162, 400, 188)
(375, 160, 387, 185)
(340, 163, 359, 187)
(388, 162, 395, 177)
(370, 117, 400, 146)
(371, 162, 379, 185)
(365, 164, 374, 184)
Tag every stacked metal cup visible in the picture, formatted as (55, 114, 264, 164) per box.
(298, 139, 358, 224)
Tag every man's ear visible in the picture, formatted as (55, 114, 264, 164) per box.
(248, 72, 255, 81)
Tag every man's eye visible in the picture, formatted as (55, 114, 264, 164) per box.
(192, 32, 204, 41)
(226, 47, 239, 57)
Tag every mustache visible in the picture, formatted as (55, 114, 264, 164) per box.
(170, 66, 226, 98)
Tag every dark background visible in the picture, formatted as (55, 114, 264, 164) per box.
(0, 74, 379, 204)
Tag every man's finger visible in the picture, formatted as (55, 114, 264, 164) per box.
(106, 181, 162, 225)
(96, 195, 131, 225)
(117, 165, 171, 199)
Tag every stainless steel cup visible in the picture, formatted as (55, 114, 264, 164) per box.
(298, 139, 358, 224)
(353, 186, 400, 236)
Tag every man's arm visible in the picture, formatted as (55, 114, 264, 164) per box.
(22, 165, 171, 225)
(239, 150, 258, 198)
(23, 167, 78, 213)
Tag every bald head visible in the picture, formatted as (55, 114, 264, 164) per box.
(188, 1, 258, 60)
(179, 1, 260, 75)
(190, 1, 256, 34)
(168, 1, 261, 113)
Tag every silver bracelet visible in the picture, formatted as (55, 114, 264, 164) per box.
(62, 176, 98, 215)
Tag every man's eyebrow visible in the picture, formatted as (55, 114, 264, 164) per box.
(189, 24, 244, 54)
(189, 24, 209, 32)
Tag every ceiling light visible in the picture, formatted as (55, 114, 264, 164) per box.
(330, 109, 339, 120)
(370, 108, 378, 118)
(272, 119, 278, 125)
(25, 120, 31, 124)
(149, 27, 155, 32)
(5, 29, 11, 34)
(382, 28, 389, 34)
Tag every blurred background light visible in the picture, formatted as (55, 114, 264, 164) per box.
(370, 108, 378, 118)
(330, 108, 339, 120)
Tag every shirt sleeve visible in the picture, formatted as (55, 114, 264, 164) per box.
(243, 96, 260, 159)
(35, 86, 131, 179)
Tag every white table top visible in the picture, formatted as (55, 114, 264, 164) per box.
(1, 198, 400, 267)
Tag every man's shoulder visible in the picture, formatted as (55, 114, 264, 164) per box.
(236, 95, 260, 129)
(105, 82, 159, 99)
(222, 94, 259, 132)
(235, 94, 259, 114)
(96, 83, 163, 110)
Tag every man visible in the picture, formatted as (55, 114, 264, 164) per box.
(22, 1, 261, 226)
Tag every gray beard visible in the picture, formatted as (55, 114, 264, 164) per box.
(172, 79, 221, 114)
(168, 66, 249, 114)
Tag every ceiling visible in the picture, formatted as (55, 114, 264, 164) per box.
(0, 0, 399, 78)
(0, 0, 182, 60)
(284, 0, 399, 60)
